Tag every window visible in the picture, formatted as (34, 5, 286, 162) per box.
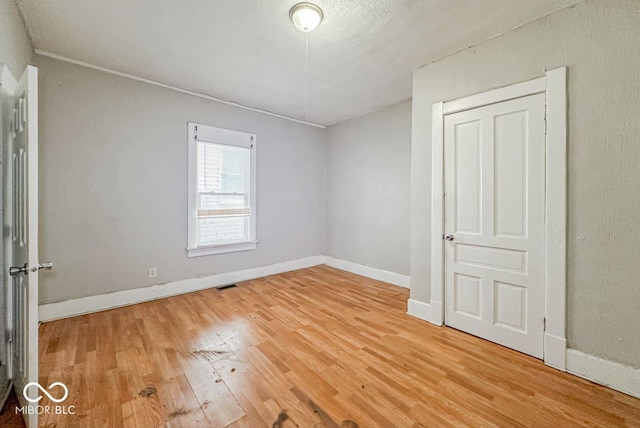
(187, 122, 256, 257)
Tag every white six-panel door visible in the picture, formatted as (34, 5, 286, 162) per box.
(443, 93, 546, 358)
(7, 65, 39, 428)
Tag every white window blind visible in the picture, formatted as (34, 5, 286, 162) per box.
(188, 123, 257, 257)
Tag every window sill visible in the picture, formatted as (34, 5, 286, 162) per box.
(186, 240, 258, 258)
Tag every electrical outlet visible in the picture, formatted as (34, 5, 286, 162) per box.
(148, 268, 157, 278)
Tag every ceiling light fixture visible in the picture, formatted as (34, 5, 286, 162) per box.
(289, 2, 323, 32)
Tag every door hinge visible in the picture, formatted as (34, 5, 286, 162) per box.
(7, 330, 13, 362)
(543, 317, 546, 330)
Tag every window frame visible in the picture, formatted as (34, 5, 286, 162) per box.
(187, 122, 257, 257)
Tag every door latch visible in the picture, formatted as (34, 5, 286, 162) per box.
(30, 262, 53, 273)
(9, 263, 28, 276)
(9, 261, 53, 276)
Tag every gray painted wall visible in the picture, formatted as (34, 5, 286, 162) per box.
(411, 0, 640, 367)
(325, 101, 411, 275)
(36, 55, 325, 304)
(0, 0, 32, 77)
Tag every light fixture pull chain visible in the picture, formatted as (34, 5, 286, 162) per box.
(305, 31, 309, 124)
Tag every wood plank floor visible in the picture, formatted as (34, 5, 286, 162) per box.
(38, 265, 640, 427)
(0, 387, 26, 428)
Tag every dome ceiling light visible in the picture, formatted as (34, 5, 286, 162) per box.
(289, 2, 324, 32)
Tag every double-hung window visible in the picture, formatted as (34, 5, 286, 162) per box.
(187, 122, 257, 257)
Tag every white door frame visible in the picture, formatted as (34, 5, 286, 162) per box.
(429, 67, 567, 370)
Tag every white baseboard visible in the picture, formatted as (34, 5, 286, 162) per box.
(407, 298, 431, 322)
(323, 256, 410, 288)
(566, 349, 640, 399)
(39, 255, 409, 322)
(429, 299, 444, 326)
(39, 255, 324, 322)
(544, 333, 567, 370)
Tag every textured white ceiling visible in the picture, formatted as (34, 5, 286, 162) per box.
(17, 0, 581, 126)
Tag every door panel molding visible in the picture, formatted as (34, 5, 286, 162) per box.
(429, 68, 567, 370)
(5, 65, 39, 428)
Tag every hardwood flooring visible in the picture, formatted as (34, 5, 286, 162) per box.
(38, 266, 640, 427)
(0, 387, 26, 428)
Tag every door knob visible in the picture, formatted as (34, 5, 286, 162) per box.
(445, 234, 454, 241)
(9, 263, 28, 276)
(30, 262, 53, 273)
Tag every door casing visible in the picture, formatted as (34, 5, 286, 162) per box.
(429, 67, 567, 370)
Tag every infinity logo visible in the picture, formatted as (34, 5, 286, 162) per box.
(23, 382, 69, 403)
